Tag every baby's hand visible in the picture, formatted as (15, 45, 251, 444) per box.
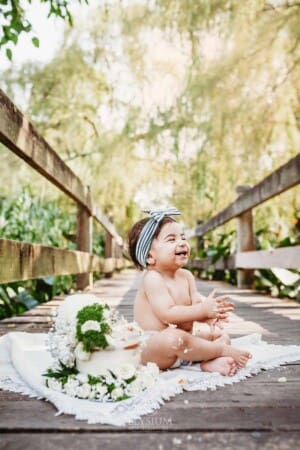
(202, 289, 234, 321)
(207, 318, 223, 334)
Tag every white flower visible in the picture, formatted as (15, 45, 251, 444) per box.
(105, 334, 116, 349)
(95, 383, 108, 396)
(102, 308, 111, 320)
(111, 387, 124, 401)
(125, 379, 143, 396)
(64, 378, 80, 397)
(113, 363, 136, 380)
(47, 378, 62, 391)
(138, 371, 155, 389)
(81, 320, 101, 333)
(74, 342, 90, 361)
(76, 383, 92, 399)
(137, 363, 160, 389)
(76, 373, 88, 383)
(104, 374, 115, 385)
(145, 362, 160, 378)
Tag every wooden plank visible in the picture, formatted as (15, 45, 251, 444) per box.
(187, 255, 235, 270)
(1, 316, 51, 324)
(0, 400, 300, 431)
(186, 153, 300, 237)
(1, 432, 300, 450)
(188, 245, 300, 270)
(0, 238, 105, 282)
(235, 245, 300, 269)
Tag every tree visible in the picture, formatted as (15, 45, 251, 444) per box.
(0, 0, 88, 60)
(1, 0, 299, 236)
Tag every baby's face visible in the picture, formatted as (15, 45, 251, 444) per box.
(149, 221, 190, 269)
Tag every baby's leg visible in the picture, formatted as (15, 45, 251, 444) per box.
(195, 326, 231, 345)
(141, 328, 251, 370)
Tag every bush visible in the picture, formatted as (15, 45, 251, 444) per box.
(0, 188, 105, 318)
(0, 187, 76, 248)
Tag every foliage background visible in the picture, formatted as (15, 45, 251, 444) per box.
(1, 1, 299, 234)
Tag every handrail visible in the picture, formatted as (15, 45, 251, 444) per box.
(0, 238, 124, 284)
(186, 153, 300, 288)
(0, 89, 122, 245)
(0, 89, 88, 210)
(186, 153, 300, 238)
(0, 89, 124, 288)
(189, 246, 300, 270)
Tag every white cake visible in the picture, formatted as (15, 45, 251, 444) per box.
(46, 294, 159, 401)
(54, 294, 144, 377)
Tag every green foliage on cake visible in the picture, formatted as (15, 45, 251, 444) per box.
(76, 304, 111, 352)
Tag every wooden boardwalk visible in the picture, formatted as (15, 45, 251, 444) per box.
(1, 269, 300, 450)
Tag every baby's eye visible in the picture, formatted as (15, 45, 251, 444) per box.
(168, 238, 175, 242)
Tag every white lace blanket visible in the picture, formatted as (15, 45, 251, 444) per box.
(1, 332, 300, 426)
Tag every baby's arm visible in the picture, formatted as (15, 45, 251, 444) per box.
(143, 271, 230, 325)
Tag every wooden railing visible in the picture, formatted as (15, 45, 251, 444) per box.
(0, 89, 125, 289)
(186, 153, 300, 288)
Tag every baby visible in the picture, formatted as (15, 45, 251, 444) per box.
(128, 208, 251, 376)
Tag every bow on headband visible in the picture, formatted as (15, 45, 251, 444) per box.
(135, 208, 181, 268)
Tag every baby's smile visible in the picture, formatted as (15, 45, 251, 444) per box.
(175, 249, 189, 256)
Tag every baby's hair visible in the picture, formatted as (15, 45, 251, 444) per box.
(128, 216, 176, 270)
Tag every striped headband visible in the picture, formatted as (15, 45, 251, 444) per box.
(135, 208, 181, 268)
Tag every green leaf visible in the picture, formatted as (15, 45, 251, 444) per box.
(32, 37, 39, 48)
(278, 237, 293, 248)
(6, 48, 12, 60)
(88, 374, 102, 385)
(10, 33, 18, 45)
(43, 362, 79, 379)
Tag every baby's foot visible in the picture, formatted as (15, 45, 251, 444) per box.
(221, 344, 252, 368)
(200, 356, 237, 376)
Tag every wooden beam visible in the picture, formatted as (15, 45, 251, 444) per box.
(235, 246, 300, 269)
(187, 153, 300, 237)
(0, 238, 105, 283)
(187, 255, 236, 270)
(0, 89, 89, 211)
(188, 246, 300, 271)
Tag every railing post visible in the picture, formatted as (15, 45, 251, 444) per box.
(235, 185, 255, 288)
(196, 219, 204, 252)
(76, 187, 93, 290)
(105, 232, 114, 278)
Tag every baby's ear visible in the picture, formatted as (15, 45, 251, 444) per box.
(146, 256, 155, 266)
